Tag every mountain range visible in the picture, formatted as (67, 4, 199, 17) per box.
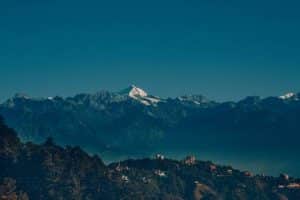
(1, 86, 300, 175)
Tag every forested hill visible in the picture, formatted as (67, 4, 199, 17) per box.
(1, 117, 300, 200)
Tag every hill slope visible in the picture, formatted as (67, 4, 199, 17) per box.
(1, 117, 300, 200)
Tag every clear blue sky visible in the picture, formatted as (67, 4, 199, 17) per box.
(0, 0, 300, 102)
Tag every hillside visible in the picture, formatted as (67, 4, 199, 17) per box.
(1, 117, 300, 200)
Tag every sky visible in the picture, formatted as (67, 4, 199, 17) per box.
(0, 0, 300, 102)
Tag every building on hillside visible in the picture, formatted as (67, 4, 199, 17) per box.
(121, 175, 129, 183)
(287, 183, 300, 189)
(209, 164, 217, 172)
(155, 154, 165, 160)
(183, 155, 196, 165)
(115, 162, 130, 172)
(243, 171, 253, 177)
(142, 177, 151, 184)
(226, 169, 233, 175)
(154, 170, 167, 177)
(280, 173, 289, 181)
(115, 162, 122, 172)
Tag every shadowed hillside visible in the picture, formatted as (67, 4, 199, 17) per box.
(1, 116, 300, 200)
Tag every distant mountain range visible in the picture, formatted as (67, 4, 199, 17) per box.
(1, 116, 300, 200)
(1, 86, 300, 175)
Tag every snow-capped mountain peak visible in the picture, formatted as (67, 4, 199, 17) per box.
(119, 85, 161, 106)
(279, 92, 297, 100)
(128, 85, 148, 98)
(119, 85, 146, 97)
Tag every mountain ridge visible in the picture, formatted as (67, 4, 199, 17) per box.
(5, 86, 300, 106)
(1, 86, 300, 175)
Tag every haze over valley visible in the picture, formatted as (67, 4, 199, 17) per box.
(1, 85, 300, 176)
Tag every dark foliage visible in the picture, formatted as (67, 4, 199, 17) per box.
(1, 119, 300, 200)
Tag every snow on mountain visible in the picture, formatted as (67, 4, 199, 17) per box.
(128, 85, 148, 98)
(178, 97, 201, 105)
(119, 85, 161, 106)
(177, 95, 210, 105)
(279, 93, 298, 100)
